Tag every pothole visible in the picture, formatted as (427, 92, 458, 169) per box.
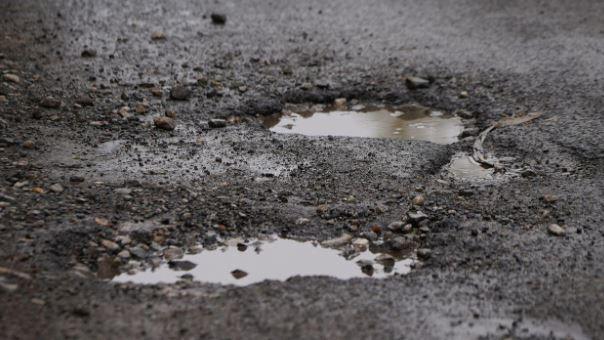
(263, 102, 464, 145)
(112, 235, 415, 286)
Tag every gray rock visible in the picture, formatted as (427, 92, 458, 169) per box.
(170, 85, 191, 100)
(417, 248, 432, 259)
(407, 210, 428, 223)
(460, 127, 480, 138)
(387, 221, 405, 232)
(231, 269, 247, 279)
(547, 224, 566, 236)
(168, 260, 197, 271)
(81, 49, 97, 58)
(154, 116, 175, 131)
(163, 247, 183, 260)
(129, 246, 147, 259)
(49, 184, 64, 193)
(4, 74, 20, 84)
(388, 236, 409, 251)
(101, 239, 120, 251)
(39, 97, 61, 109)
(412, 194, 425, 206)
(117, 250, 131, 259)
(455, 109, 475, 119)
(208, 119, 227, 128)
(405, 76, 430, 89)
(211, 13, 227, 25)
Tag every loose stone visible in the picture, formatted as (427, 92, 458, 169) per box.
(231, 269, 247, 279)
(170, 85, 191, 100)
(81, 49, 97, 58)
(101, 239, 120, 251)
(211, 13, 227, 25)
(22, 140, 34, 149)
(4, 74, 20, 84)
(39, 97, 61, 109)
(334, 98, 347, 107)
(402, 223, 413, 234)
(547, 224, 565, 236)
(321, 233, 353, 248)
(455, 109, 474, 119)
(405, 76, 430, 89)
(151, 31, 166, 40)
(49, 184, 64, 193)
(135, 101, 150, 114)
(154, 116, 176, 131)
(75, 95, 94, 106)
(387, 221, 405, 232)
(117, 250, 131, 259)
(168, 260, 197, 271)
(208, 119, 227, 128)
(412, 194, 425, 206)
(417, 248, 432, 259)
(352, 238, 369, 251)
(163, 247, 184, 261)
(407, 210, 428, 223)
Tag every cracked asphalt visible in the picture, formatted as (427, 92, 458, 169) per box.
(1, 0, 603, 339)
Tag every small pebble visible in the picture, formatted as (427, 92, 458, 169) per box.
(547, 224, 565, 236)
(151, 31, 166, 40)
(4, 74, 20, 84)
(405, 76, 430, 89)
(412, 194, 425, 206)
(154, 116, 176, 131)
(208, 119, 227, 128)
(211, 13, 227, 25)
(81, 49, 97, 58)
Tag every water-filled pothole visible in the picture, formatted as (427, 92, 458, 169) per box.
(113, 236, 414, 286)
(446, 152, 495, 181)
(263, 102, 464, 145)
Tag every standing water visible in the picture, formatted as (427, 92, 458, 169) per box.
(263, 103, 464, 145)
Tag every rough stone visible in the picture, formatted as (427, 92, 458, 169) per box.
(168, 260, 197, 271)
(405, 76, 430, 89)
(170, 85, 191, 100)
(547, 224, 565, 236)
(211, 13, 227, 25)
(49, 184, 64, 193)
(4, 74, 20, 84)
(154, 116, 176, 131)
(39, 97, 61, 109)
(163, 247, 184, 261)
(208, 119, 227, 129)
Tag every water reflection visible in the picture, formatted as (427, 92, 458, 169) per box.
(113, 237, 414, 286)
(263, 103, 463, 145)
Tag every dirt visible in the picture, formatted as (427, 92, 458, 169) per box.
(1, 0, 603, 339)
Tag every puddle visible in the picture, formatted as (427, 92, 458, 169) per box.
(447, 152, 495, 181)
(113, 236, 414, 286)
(263, 103, 464, 145)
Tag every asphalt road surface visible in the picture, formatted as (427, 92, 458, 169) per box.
(1, 0, 603, 339)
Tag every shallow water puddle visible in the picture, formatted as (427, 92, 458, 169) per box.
(113, 237, 414, 286)
(447, 152, 495, 181)
(263, 103, 463, 144)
